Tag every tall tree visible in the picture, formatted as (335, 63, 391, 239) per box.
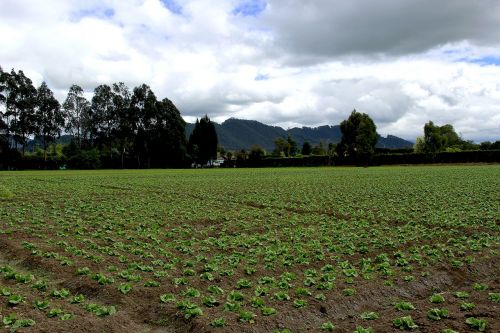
(63, 85, 90, 148)
(129, 84, 158, 167)
(301, 141, 312, 155)
(188, 115, 218, 165)
(4, 70, 37, 154)
(149, 97, 187, 167)
(0, 66, 7, 141)
(273, 137, 290, 156)
(112, 82, 132, 168)
(287, 134, 297, 156)
(91, 84, 115, 147)
(35, 82, 64, 159)
(336, 110, 378, 164)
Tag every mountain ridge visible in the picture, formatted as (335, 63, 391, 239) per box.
(186, 118, 413, 151)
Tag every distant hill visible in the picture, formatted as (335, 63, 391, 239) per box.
(186, 118, 413, 151)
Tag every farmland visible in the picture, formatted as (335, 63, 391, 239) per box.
(0, 166, 499, 333)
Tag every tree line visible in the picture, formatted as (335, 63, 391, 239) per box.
(0, 67, 219, 168)
(1, 66, 498, 169)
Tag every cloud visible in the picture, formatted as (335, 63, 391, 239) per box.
(260, 0, 500, 59)
(0, 0, 499, 142)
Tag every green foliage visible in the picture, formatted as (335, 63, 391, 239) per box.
(336, 110, 378, 164)
(360, 311, 379, 320)
(465, 317, 487, 331)
(34, 300, 50, 310)
(210, 317, 226, 327)
(472, 283, 488, 291)
(0, 186, 13, 199)
(261, 307, 277, 316)
(188, 115, 218, 165)
(427, 308, 449, 320)
(393, 316, 418, 330)
(394, 301, 415, 311)
(239, 310, 256, 323)
(460, 302, 475, 311)
(8, 295, 24, 306)
(353, 327, 373, 333)
(429, 294, 445, 304)
(488, 292, 500, 302)
(320, 321, 335, 331)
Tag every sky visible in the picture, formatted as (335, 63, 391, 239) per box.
(1, 0, 499, 142)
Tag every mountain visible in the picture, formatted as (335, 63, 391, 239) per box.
(186, 118, 413, 151)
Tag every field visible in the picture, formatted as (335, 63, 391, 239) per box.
(0, 166, 499, 333)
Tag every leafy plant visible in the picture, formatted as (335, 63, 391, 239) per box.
(429, 294, 445, 304)
(488, 292, 500, 303)
(320, 321, 335, 331)
(473, 283, 488, 291)
(160, 293, 176, 303)
(293, 299, 307, 308)
(211, 317, 226, 327)
(393, 316, 418, 330)
(261, 307, 277, 316)
(394, 301, 415, 311)
(8, 295, 25, 306)
(47, 308, 63, 318)
(454, 291, 469, 299)
(202, 296, 219, 307)
(360, 311, 379, 320)
(118, 283, 132, 295)
(34, 300, 50, 310)
(460, 302, 476, 311)
(239, 310, 256, 323)
(9, 318, 35, 332)
(465, 317, 487, 331)
(70, 294, 85, 304)
(343, 288, 355, 296)
(427, 308, 449, 321)
(51, 288, 70, 298)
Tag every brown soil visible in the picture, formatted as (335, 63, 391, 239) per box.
(0, 233, 499, 333)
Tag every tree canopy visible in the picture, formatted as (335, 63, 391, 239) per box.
(188, 115, 218, 165)
(336, 110, 378, 164)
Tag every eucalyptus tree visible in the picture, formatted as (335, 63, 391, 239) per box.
(35, 81, 64, 159)
(63, 85, 90, 148)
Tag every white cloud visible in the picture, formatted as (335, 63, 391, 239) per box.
(0, 0, 499, 142)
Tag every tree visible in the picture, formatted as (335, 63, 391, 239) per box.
(287, 135, 297, 156)
(413, 136, 425, 153)
(311, 142, 326, 155)
(112, 82, 132, 168)
(188, 115, 218, 166)
(129, 84, 158, 168)
(91, 84, 115, 147)
(63, 85, 90, 148)
(149, 97, 187, 167)
(422, 121, 465, 153)
(336, 110, 378, 164)
(35, 82, 64, 160)
(273, 137, 290, 156)
(1, 70, 37, 154)
(249, 145, 265, 161)
(301, 141, 311, 155)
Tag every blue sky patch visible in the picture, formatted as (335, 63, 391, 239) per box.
(160, 0, 183, 15)
(233, 0, 267, 17)
(255, 73, 269, 81)
(70, 7, 115, 21)
(459, 56, 500, 66)
(104, 8, 115, 18)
